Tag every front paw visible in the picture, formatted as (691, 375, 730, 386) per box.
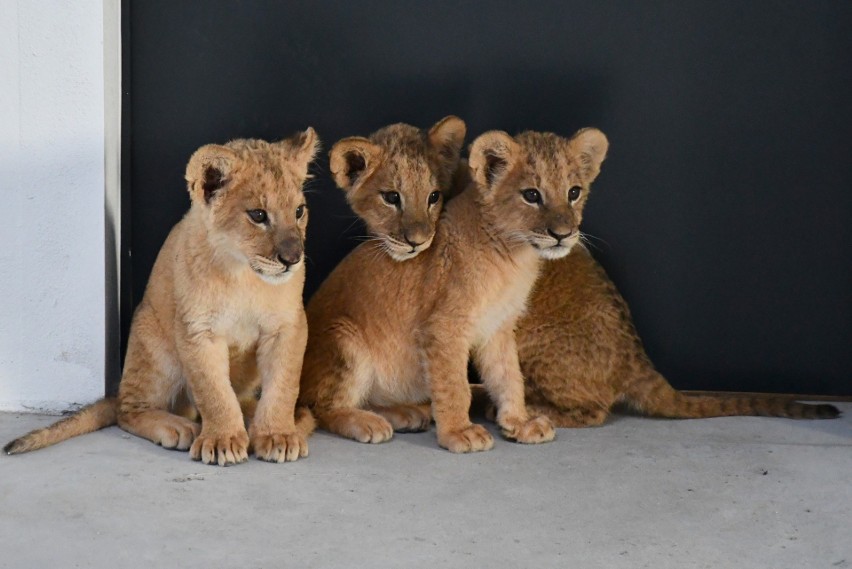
(500, 415, 555, 444)
(189, 428, 249, 466)
(437, 424, 494, 453)
(251, 431, 308, 463)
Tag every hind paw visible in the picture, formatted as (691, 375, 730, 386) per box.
(152, 416, 200, 450)
(373, 404, 431, 432)
(320, 408, 395, 444)
(500, 415, 555, 444)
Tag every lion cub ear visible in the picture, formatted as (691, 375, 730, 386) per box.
(569, 128, 609, 183)
(185, 144, 238, 205)
(279, 126, 321, 172)
(427, 115, 466, 179)
(469, 131, 522, 190)
(329, 137, 382, 192)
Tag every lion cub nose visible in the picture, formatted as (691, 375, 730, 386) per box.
(276, 239, 303, 266)
(404, 225, 431, 249)
(547, 228, 575, 242)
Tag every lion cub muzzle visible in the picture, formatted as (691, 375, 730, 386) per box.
(402, 220, 433, 250)
(531, 210, 580, 260)
(388, 221, 435, 261)
(249, 237, 304, 284)
(275, 234, 304, 267)
(532, 229, 579, 260)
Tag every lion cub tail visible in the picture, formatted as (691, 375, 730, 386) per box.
(4, 398, 118, 455)
(624, 371, 840, 420)
(294, 405, 317, 438)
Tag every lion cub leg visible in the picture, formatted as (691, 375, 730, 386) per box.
(314, 389, 396, 443)
(119, 406, 199, 452)
(117, 313, 200, 451)
(425, 331, 494, 453)
(525, 402, 609, 428)
(370, 403, 432, 433)
(473, 325, 555, 445)
(248, 322, 310, 463)
(523, 381, 613, 428)
(175, 333, 249, 466)
(306, 329, 395, 444)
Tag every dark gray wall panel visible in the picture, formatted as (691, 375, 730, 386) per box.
(127, 1, 852, 395)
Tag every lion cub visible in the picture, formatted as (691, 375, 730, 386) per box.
(301, 128, 609, 452)
(516, 247, 841, 426)
(329, 116, 466, 261)
(5, 131, 320, 465)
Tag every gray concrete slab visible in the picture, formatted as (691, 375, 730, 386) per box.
(1, 406, 850, 569)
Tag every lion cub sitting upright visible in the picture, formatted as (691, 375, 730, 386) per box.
(5, 130, 319, 465)
(301, 127, 609, 452)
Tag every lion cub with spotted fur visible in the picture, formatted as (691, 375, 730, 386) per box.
(300, 126, 608, 452)
(5, 131, 319, 465)
(516, 249, 841, 426)
(499, 142, 839, 425)
(461, 142, 838, 426)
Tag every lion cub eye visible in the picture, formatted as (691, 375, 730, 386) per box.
(246, 209, 268, 224)
(295, 205, 306, 219)
(521, 188, 542, 204)
(568, 186, 582, 202)
(428, 191, 441, 205)
(381, 191, 401, 207)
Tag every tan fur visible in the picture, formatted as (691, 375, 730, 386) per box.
(447, 133, 838, 425)
(516, 245, 841, 425)
(329, 116, 466, 261)
(5, 131, 320, 464)
(301, 128, 608, 452)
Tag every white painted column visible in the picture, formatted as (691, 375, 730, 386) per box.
(0, 0, 112, 412)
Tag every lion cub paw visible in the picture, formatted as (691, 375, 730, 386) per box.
(190, 429, 249, 466)
(501, 415, 555, 444)
(153, 415, 200, 451)
(438, 424, 494, 453)
(251, 432, 308, 463)
(374, 405, 431, 433)
(346, 413, 394, 444)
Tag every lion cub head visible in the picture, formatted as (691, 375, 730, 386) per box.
(469, 128, 608, 260)
(185, 128, 320, 283)
(329, 116, 466, 261)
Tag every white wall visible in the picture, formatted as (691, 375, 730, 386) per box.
(0, 0, 109, 412)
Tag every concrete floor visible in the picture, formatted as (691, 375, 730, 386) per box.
(0, 406, 850, 569)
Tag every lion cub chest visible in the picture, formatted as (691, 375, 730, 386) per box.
(213, 306, 264, 353)
(471, 254, 540, 346)
(208, 281, 294, 353)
